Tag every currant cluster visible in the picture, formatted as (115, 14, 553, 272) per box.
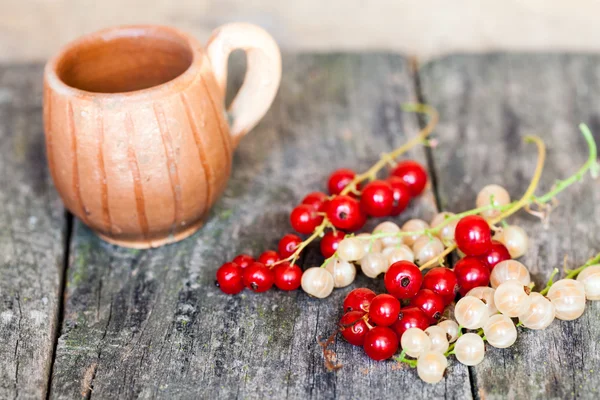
(215, 159, 429, 296)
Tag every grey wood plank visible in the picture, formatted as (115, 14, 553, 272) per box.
(48, 54, 472, 399)
(0, 65, 67, 399)
(419, 54, 600, 400)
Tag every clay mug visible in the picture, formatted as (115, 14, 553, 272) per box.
(43, 24, 281, 248)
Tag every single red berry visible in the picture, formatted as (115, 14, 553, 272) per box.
(455, 215, 493, 256)
(363, 326, 399, 361)
(454, 256, 491, 296)
(258, 250, 280, 266)
(410, 289, 446, 322)
(390, 160, 428, 196)
(478, 240, 511, 270)
(215, 262, 245, 295)
(391, 307, 430, 339)
(320, 230, 346, 258)
(348, 209, 367, 231)
(301, 191, 328, 211)
(384, 261, 423, 299)
(369, 294, 401, 326)
(328, 168, 356, 195)
(359, 180, 395, 217)
(278, 234, 302, 258)
(290, 204, 323, 234)
(422, 267, 458, 305)
(387, 176, 412, 216)
(273, 262, 302, 291)
(243, 262, 274, 292)
(343, 287, 376, 313)
(232, 254, 254, 269)
(326, 195, 365, 231)
(339, 311, 370, 346)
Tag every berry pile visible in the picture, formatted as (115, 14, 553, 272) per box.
(213, 103, 600, 385)
(215, 159, 429, 297)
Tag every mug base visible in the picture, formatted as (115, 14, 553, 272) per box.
(95, 220, 204, 249)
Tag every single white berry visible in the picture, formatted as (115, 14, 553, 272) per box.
(413, 236, 445, 266)
(455, 333, 485, 366)
(425, 325, 450, 353)
(547, 279, 586, 321)
(360, 252, 388, 278)
(324, 258, 356, 288)
(494, 279, 531, 317)
(402, 219, 430, 247)
(454, 296, 489, 329)
(373, 221, 403, 247)
(437, 320, 460, 343)
(337, 237, 366, 262)
(576, 265, 600, 300)
(518, 292, 555, 329)
(382, 245, 415, 265)
(401, 327, 432, 358)
(483, 314, 517, 348)
(476, 184, 510, 218)
(417, 351, 448, 384)
(301, 267, 334, 298)
(493, 225, 529, 259)
(490, 260, 531, 288)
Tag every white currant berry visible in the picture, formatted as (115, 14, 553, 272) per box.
(360, 252, 388, 278)
(576, 265, 600, 300)
(547, 279, 586, 321)
(324, 258, 356, 288)
(493, 225, 529, 259)
(490, 260, 531, 288)
(425, 326, 450, 353)
(455, 333, 485, 366)
(337, 237, 366, 262)
(466, 286, 498, 316)
(382, 245, 414, 264)
(518, 292, 555, 329)
(356, 233, 383, 255)
(430, 212, 457, 246)
(437, 320, 460, 343)
(301, 267, 334, 298)
(483, 314, 517, 348)
(476, 184, 510, 218)
(413, 236, 445, 266)
(402, 219, 430, 247)
(494, 279, 531, 317)
(373, 221, 403, 247)
(401, 327, 432, 358)
(454, 296, 489, 329)
(417, 351, 448, 384)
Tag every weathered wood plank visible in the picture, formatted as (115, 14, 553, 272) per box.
(0, 65, 67, 399)
(419, 54, 600, 399)
(48, 54, 472, 399)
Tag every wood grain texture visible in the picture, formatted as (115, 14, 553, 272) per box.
(47, 53, 472, 399)
(0, 65, 67, 399)
(419, 54, 600, 400)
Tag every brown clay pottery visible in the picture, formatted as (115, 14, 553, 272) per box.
(43, 24, 281, 248)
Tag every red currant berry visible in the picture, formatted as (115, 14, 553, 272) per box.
(384, 261, 423, 299)
(478, 240, 511, 270)
(359, 180, 394, 217)
(363, 326, 399, 361)
(290, 204, 323, 234)
(328, 168, 356, 195)
(391, 307, 430, 339)
(278, 234, 302, 258)
(273, 262, 302, 291)
(232, 254, 254, 269)
(258, 250, 280, 266)
(320, 230, 346, 258)
(301, 191, 328, 211)
(243, 262, 274, 292)
(326, 195, 365, 231)
(454, 256, 491, 296)
(215, 262, 245, 295)
(369, 294, 401, 326)
(422, 267, 458, 305)
(339, 310, 370, 346)
(410, 289, 445, 322)
(343, 287, 376, 313)
(455, 215, 493, 256)
(390, 160, 428, 196)
(348, 209, 367, 231)
(387, 176, 412, 216)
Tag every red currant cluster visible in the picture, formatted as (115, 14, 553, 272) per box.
(215, 160, 429, 296)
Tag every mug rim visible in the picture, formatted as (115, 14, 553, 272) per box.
(44, 24, 205, 101)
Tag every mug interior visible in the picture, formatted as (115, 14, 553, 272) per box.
(55, 27, 194, 94)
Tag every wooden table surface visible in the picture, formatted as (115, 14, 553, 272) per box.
(1, 53, 599, 399)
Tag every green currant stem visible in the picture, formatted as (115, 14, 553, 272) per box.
(539, 251, 600, 295)
(535, 123, 599, 204)
(340, 104, 439, 196)
(394, 350, 417, 368)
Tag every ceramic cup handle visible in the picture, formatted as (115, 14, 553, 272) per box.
(206, 23, 282, 147)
